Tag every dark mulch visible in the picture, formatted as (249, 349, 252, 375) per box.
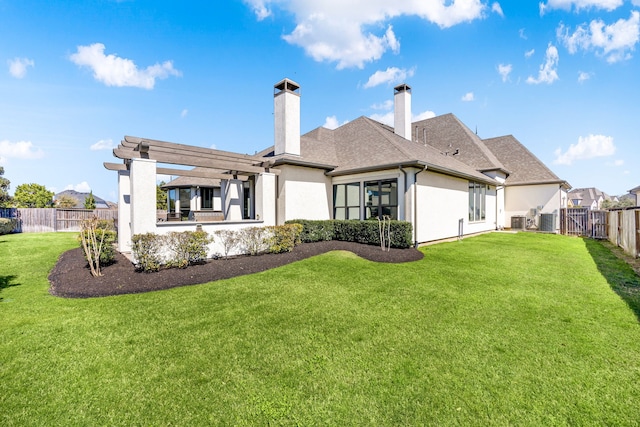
(49, 241, 424, 299)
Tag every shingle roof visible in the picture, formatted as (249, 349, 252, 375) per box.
(412, 113, 507, 173)
(482, 135, 568, 187)
(266, 116, 497, 184)
(54, 190, 110, 209)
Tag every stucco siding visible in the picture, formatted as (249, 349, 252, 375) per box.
(505, 184, 565, 230)
(415, 171, 496, 243)
(277, 165, 332, 223)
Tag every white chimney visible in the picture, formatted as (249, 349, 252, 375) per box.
(274, 78, 301, 156)
(394, 83, 411, 140)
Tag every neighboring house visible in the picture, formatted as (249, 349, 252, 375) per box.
(105, 79, 570, 254)
(54, 190, 112, 209)
(567, 187, 615, 210)
(628, 185, 640, 206)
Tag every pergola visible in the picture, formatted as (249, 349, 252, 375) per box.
(104, 136, 279, 253)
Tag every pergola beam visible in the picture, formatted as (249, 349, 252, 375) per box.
(103, 162, 249, 181)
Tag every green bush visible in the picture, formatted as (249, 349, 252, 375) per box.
(286, 219, 334, 242)
(131, 233, 165, 272)
(266, 224, 302, 253)
(288, 219, 413, 249)
(166, 231, 212, 268)
(0, 218, 18, 235)
(78, 217, 117, 276)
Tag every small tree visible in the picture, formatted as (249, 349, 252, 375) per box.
(79, 217, 116, 277)
(157, 182, 168, 210)
(84, 191, 96, 209)
(13, 183, 54, 208)
(55, 194, 78, 208)
(0, 166, 11, 208)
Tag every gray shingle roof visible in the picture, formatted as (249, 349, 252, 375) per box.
(267, 116, 497, 184)
(482, 135, 567, 187)
(412, 113, 507, 173)
(54, 190, 110, 209)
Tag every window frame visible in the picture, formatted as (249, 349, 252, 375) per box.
(468, 181, 487, 222)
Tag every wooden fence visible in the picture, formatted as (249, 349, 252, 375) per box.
(0, 208, 117, 233)
(560, 208, 607, 239)
(560, 207, 640, 258)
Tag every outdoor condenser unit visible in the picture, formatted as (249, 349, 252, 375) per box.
(540, 213, 556, 232)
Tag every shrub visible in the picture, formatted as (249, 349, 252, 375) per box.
(0, 218, 18, 235)
(285, 219, 334, 242)
(290, 219, 413, 249)
(238, 226, 269, 255)
(266, 224, 302, 253)
(131, 233, 165, 272)
(215, 229, 240, 259)
(165, 231, 212, 268)
(78, 217, 117, 277)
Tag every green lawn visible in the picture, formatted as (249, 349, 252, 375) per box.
(1, 232, 640, 426)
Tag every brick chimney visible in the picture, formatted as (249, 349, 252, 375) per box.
(274, 78, 301, 156)
(394, 83, 411, 140)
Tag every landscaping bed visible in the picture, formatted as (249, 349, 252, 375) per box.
(49, 241, 423, 298)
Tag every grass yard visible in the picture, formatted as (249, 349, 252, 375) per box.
(1, 232, 640, 426)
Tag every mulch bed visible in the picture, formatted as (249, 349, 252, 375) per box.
(49, 241, 423, 298)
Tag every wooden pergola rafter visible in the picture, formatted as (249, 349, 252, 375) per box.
(103, 135, 278, 180)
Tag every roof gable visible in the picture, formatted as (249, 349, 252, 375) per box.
(483, 135, 566, 186)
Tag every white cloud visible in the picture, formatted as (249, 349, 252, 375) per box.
(519, 28, 528, 40)
(492, 2, 504, 17)
(323, 115, 350, 129)
(69, 43, 182, 89)
(8, 57, 35, 79)
(577, 70, 592, 82)
(526, 44, 559, 84)
(461, 92, 475, 101)
(413, 110, 436, 122)
(540, 0, 623, 15)
(90, 139, 115, 151)
(554, 134, 615, 165)
(246, 0, 489, 69)
(363, 66, 415, 88)
(557, 11, 640, 63)
(525, 48, 536, 58)
(181, 109, 188, 118)
(497, 63, 512, 82)
(64, 182, 92, 193)
(0, 140, 45, 164)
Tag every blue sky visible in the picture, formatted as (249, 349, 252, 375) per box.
(1, 0, 639, 202)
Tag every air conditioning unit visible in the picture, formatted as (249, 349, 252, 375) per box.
(540, 213, 556, 232)
(510, 215, 526, 230)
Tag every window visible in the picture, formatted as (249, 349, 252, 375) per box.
(201, 187, 221, 211)
(243, 180, 253, 219)
(179, 188, 191, 218)
(468, 182, 486, 222)
(333, 183, 360, 219)
(365, 179, 398, 220)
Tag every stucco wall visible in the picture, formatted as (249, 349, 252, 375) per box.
(276, 165, 332, 223)
(505, 184, 566, 231)
(415, 171, 497, 243)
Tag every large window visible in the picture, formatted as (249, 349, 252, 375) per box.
(243, 180, 253, 220)
(365, 179, 398, 220)
(468, 182, 486, 222)
(333, 182, 360, 220)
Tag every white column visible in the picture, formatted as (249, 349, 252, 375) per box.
(223, 179, 243, 221)
(117, 169, 131, 253)
(255, 172, 276, 225)
(130, 158, 157, 237)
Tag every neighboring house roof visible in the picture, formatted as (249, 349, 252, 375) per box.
(483, 135, 569, 187)
(629, 185, 640, 193)
(54, 190, 111, 209)
(263, 116, 497, 185)
(567, 187, 613, 209)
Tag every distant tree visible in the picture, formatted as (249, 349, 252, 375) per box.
(157, 182, 168, 210)
(600, 199, 613, 210)
(84, 191, 96, 210)
(601, 198, 636, 209)
(0, 166, 11, 207)
(55, 194, 78, 208)
(13, 183, 54, 208)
